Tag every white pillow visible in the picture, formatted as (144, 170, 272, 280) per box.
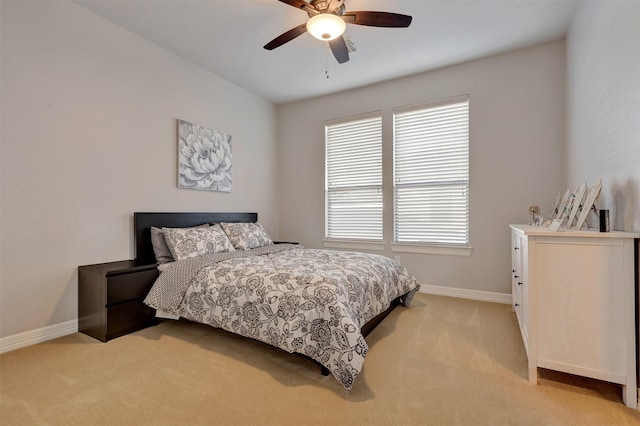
(163, 224, 235, 260)
(220, 222, 273, 250)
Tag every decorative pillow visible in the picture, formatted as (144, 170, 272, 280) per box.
(162, 224, 235, 261)
(220, 222, 273, 250)
(150, 224, 209, 264)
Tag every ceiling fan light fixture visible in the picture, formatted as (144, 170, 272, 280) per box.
(306, 13, 346, 41)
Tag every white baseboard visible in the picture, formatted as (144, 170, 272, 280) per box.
(419, 284, 512, 304)
(0, 319, 78, 354)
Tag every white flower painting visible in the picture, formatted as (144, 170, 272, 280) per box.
(178, 119, 232, 192)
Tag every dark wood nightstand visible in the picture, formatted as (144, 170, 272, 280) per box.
(78, 260, 160, 342)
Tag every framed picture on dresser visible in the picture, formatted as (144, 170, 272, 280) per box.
(575, 180, 602, 230)
(565, 183, 586, 229)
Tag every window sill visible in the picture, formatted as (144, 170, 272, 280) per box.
(322, 239, 385, 251)
(390, 243, 473, 256)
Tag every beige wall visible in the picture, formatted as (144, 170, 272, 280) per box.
(0, 2, 280, 337)
(565, 0, 640, 385)
(277, 42, 566, 294)
(566, 0, 640, 233)
(8, 0, 636, 341)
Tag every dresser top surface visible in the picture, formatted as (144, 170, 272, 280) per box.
(510, 224, 639, 239)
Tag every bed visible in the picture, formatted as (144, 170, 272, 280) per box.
(135, 212, 420, 391)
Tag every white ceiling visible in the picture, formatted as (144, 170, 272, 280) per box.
(74, 0, 578, 105)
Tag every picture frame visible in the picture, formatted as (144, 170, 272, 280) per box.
(575, 179, 602, 230)
(565, 183, 586, 229)
(549, 192, 561, 220)
(557, 189, 572, 222)
(177, 119, 232, 192)
(549, 218, 563, 231)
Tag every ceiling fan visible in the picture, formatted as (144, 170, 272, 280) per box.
(263, 0, 412, 64)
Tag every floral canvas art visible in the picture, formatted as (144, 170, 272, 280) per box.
(178, 119, 232, 192)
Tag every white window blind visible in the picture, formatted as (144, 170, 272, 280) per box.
(325, 112, 383, 240)
(393, 95, 469, 245)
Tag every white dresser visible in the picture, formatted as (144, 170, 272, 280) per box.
(510, 224, 638, 408)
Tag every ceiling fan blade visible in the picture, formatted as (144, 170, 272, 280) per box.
(264, 23, 308, 50)
(342, 11, 412, 28)
(329, 36, 349, 64)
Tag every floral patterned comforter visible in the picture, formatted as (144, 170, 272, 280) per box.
(144, 244, 419, 391)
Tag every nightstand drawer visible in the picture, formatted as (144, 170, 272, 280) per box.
(106, 301, 157, 341)
(106, 268, 159, 305)
(79, 260, 160, 342)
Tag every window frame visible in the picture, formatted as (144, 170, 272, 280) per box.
(391, 95, 471, 255)
(324, 110, 384, 247)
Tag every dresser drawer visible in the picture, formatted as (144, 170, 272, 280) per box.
(106, 300, 158, 341)
(79, 260, 160, 342)
(106, 268, 159, 305)
(513, 284, 522, 324)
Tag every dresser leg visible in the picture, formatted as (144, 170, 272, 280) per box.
(528, 364, 537, 384)
(622, 383, 638, 409)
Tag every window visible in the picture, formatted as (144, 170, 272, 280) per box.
(393, 95, 469, 246)
(325, 112, 383, 241)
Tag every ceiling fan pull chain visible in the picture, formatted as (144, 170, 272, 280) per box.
(325, 43, 331, 79)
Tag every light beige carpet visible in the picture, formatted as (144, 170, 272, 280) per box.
(1, 294, 639, 425)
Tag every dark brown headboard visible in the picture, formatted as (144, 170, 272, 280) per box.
(134, 212, 258, 265)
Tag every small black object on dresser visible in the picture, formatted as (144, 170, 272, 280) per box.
(78, 260, 159, 342)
